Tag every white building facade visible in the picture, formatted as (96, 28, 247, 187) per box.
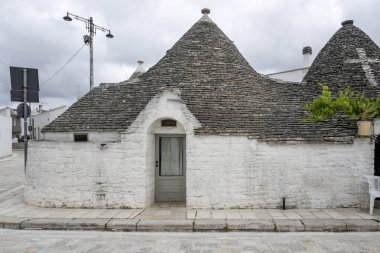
(267, 46, 312, 82)
(0, 108, 12, 159)
(25, 89, 375, 209)
(30, 106, 67, 140)
(25, 12, 380, 209)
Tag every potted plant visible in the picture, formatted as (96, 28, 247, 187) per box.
(304, 84, 380, 136)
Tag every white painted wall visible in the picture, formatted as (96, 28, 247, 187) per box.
(43, 132, 121, 142)
(30, 106, 67, 139)
(25, 89, 375, 209)
(267, 67, 309, 82)
(0, 108, 12, 158)
(187, 136, 373, 209)
(25, 89, 200, 208)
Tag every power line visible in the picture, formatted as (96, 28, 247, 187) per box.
(40, 44, 86, 87)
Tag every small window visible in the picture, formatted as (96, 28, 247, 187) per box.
(74, 133, 88, 142)
(161, 119, 177, 127)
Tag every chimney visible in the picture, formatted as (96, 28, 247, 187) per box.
(127, 60, 146, 82)
(136, 60, 145, 73)
(38, 104, 43, 113)
(302, 46, 312, 68)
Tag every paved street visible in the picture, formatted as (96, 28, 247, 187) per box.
(0, 229, 380, 253)
(0, 150, 23, 196)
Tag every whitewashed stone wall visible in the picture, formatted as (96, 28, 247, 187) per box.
(25, 88, 375, 209)
(187, 136, 373, 209)
(25, 88, 200, 208)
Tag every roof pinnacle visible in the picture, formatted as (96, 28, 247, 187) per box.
(341, 20, 354, 26)
(201, 8, 210, 14)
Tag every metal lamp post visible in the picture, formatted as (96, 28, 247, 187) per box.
(63, 12, 114, 90)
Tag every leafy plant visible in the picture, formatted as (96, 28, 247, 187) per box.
(304, 84, 380, 122)
(304, 84, 337, 122)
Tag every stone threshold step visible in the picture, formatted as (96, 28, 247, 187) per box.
(1, 217, 379, 232)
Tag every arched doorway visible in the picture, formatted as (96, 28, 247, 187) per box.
(155, 134, 186, 202)
(147, 118, 187, 203)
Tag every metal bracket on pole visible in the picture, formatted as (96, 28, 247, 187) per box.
(63, 12, 114, 91)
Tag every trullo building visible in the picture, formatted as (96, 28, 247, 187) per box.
(26, 9, 380, 209)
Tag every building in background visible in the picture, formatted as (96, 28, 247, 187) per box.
(0, 107, 12, 158)
(267, 46, 312, 82)
(30, 105, 67, 140)
(1, 105, 67, 153)
(10, 109, 21, 142)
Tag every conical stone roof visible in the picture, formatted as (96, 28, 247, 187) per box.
(303, 20, 380, 96)
(44, 11, 367, 143)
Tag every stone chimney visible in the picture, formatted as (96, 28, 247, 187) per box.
(135, 60, 145, 73)
(127, 60, 146, 83)
(302, 46, 312, 68)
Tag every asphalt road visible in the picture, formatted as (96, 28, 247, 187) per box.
(0, 229, 380, 253)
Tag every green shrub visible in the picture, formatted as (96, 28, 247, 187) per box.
(304, 84, 380, 122)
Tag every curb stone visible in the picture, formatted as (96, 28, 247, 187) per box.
(137, 220, 194, 232)
(0, 217, 30, 229)
(345, 219, 379, 232)
(274, 219, 305, 232)
(67, 218, 111, 230)
(227, 219, 275, 232)
(107, 218, 140, 231)
(21, 218, 71, 230)
(302, 219, 346, 232)
(1, 216, 380, 232)
(194, 219, 227, 231)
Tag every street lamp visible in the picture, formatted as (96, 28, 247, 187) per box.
(63, 12, 114, 90)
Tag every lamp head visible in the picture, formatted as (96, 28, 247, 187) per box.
(106, 31, 114, 38)
(63, 13, 72, 21)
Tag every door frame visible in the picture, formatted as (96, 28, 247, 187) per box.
(154, 134, 186, 202)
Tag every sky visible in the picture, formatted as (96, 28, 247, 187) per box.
(0, 0, 379, 110)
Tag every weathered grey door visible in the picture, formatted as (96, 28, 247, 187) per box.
(155, 135, 186, 202)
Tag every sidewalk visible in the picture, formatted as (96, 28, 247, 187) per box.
(1, 188, 380, 232)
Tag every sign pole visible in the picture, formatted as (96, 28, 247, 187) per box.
(23, 69, 28, 174)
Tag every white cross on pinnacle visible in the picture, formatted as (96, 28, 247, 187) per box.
(345, 48, 380, 86)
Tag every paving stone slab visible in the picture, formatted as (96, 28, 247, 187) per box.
(107, 219, 139, 231)
(302, 219, 346, 232)
(194, 219, 226, 231)
(67, 218, 110, 230)
(345, 219, 379, 231)
(0, 216, 30, 229)
(274, 219, 304, 232)
(227, 219, 275, 232)
(137, 219, 193, 232)
(21, 218, 71, 230)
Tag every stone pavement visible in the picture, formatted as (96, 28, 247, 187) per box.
(1, 151, 380, 232)
(1, 195, 380, 232)
(1, 230, 380, 253)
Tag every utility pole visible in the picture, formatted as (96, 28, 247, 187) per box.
(23, 69, 27, 172)
(63, 12, 114, 90)
(89, 17, 94, 90)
